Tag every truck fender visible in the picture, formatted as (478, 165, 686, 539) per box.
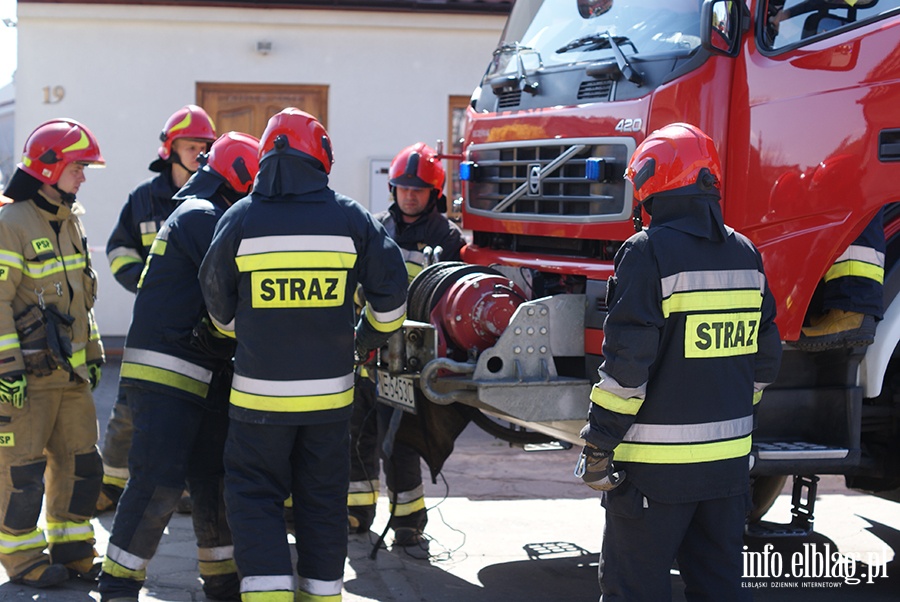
(860, 257, 900, 398)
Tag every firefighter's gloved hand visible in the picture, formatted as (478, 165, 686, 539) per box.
(354, 342, 375, 367)
(0, 374, 27, 408)
(575, 442, 625, 491)
(88, 362, 102, 391)
(192, 315, 237, 360)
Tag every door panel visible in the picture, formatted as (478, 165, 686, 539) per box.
(197, 83, 329, 139)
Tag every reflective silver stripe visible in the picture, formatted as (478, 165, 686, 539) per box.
(198, 545, 234, 561)
(103, 464, 130, 480)
(297, 576, 343, 596)
(139, 221, 158, 235)
(46, 521, 93, 541)
(596, 370, 647, 401)
(106, 543, 151, 571)
(367, 301, 407, 324)
(834, 244, 885, 267)
(0, 250, 24, 268)
(401, 249, 426, 267)
(0, 528, 46, 554)
(210, 315, 235, 335)
(349, 479, 379, 494)
(123, 348, 214, 383)
(661, 269, 765, 298)
(386, 484, 424, 505)
(232, 372, 354, 397)
(753, 381, 770, 393)
(623, 415, 753, 444)
(237, 235, 356, 256)
(107, 247, 142, 262)
(242, 574, 295, 593)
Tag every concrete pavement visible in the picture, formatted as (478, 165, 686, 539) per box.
(1, 354, 899, 600)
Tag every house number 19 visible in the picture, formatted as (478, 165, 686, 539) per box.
(42, 86, 65, 104)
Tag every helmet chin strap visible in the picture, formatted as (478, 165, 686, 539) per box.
(52, 184, 77, 205)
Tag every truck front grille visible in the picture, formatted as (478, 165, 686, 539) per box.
(465, 138, 633, 222)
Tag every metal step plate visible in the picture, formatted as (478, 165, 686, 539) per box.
(756, 441, 849, 460)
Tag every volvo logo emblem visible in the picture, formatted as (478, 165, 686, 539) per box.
(527, 163, 542, 196)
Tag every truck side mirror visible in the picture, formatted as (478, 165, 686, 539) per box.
(701, 0, 749, 57)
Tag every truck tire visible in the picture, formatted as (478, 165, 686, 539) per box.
(748, 475, 787, 523)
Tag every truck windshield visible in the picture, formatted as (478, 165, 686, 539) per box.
(487, 0, 703, 78)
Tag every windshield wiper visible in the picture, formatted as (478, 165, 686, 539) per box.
(487, 43, 542, 95)
(556, 32, 642, 86)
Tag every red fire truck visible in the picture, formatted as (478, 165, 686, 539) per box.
(377, 0, 900, 531)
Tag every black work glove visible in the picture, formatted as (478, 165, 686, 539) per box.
(191, 315, 237, 360)
(575, 442, 625, 491)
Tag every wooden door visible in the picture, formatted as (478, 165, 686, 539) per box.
(196, 83, 329, 139)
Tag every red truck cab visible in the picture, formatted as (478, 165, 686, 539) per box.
(382, 0, 900, 529)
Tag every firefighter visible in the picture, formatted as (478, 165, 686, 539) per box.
(97, 132, 259, 602)
(348, 142, 463, 557)
(794, 208, 883, 350)
(199, 108, 408, 602)
(0, 119, 106, 588)
(98, 104, 216, 513)
(575, 123, 782, 601)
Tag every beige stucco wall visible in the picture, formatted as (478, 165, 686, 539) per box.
(15, 3, 503, 336)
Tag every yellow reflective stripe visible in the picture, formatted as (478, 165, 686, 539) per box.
(662, 289, 762, 317)
(390, 496, 426, 517)
(46, 520, 94, 544)
(613, 435, 752, 464)
(753, 390, 763, 405)
(297, 593, 341, 602)
(141, 232, 157, 247)
(61, 130, 90, 153)
(102, 473, 128, 488)
(824, 260, 884, 284)
(0, 333, 19, 352)
(211, 316, 236, 338)
(198, 558, 237, 577)
(589, 385, 643, 416)
(388, 485, 425, 516)
(24, 258, 66, 278)
(110, 255, 142, 274)
(90, 320, 101, 341)
(0, 249, 24, 267)
(230, 388, 353, 413)
(121, 363, 210, 398)
(406, 262, 423, 283)
(244, 593, 295, 602)
(235, 251, 357, 272)
(101, 557, 147, 581)
(348, 490, 379, 506)
(148, 238, 167, 256)
(365, 302, 406, 333)
(70, 348, 86, 368)
(0, 527, 46, 554)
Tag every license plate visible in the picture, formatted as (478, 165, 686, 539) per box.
(376, 370, 417, 413)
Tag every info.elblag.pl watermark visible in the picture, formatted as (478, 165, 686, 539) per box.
(741, 542, 891, 589)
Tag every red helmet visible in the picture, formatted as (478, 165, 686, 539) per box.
(19, 119, 105, 185)
(389, 143, 445, 191)
(624, 123, 722, 202)
(205, 132, 260, 194)
(157, 105, 217, 162)
(259, 108, 333, 174)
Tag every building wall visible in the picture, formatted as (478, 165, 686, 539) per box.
(0, 82, 13, 189)
(16, 3, 504, 336)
